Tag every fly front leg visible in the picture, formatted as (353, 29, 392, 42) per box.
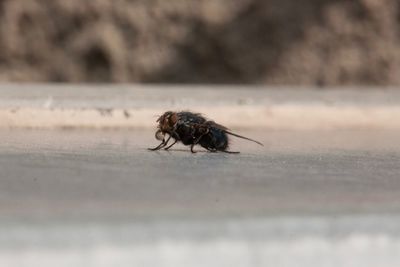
(148, 135, 171, 151)
(148, 140, 166, 151)
(164, 131, 181, 150)
(164, 139, 177, 150)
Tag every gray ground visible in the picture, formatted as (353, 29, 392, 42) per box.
(1, 129, 400, 220)
(1, 129, 400, 267)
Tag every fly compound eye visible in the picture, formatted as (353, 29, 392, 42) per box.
(155, 130, 165, 141)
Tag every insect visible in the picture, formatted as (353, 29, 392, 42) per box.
(148, 111, 263, 153)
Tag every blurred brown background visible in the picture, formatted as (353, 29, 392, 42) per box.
(0, 0, 399, 85)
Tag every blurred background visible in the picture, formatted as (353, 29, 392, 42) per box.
(0, 0, 399, 85)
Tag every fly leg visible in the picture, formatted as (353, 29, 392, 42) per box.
(190, 130, 208, 153)
(164, 131, 181, 150)
(190, 144, 197, 153)
(148, 140, 167, 151)
(148, 135, 171, 151)
(164, 139, 177, 150)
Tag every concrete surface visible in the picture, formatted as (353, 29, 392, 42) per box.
(2, 85, 400, 266)
(1, 84, 400, 129)
(2, 216, 400, 267)
(1, 129, 400, 266)
(1, 129, 400, 219)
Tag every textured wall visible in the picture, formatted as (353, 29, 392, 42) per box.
(0, 0, 399, 85)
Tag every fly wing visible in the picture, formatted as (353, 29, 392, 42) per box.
(205, 120, 229, 131)
(224, 130, 264, 146)
(206, 120, 263, 146)
(177, 111, 207, 124)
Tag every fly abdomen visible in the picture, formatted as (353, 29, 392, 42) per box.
(199, 126, 229, 151)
